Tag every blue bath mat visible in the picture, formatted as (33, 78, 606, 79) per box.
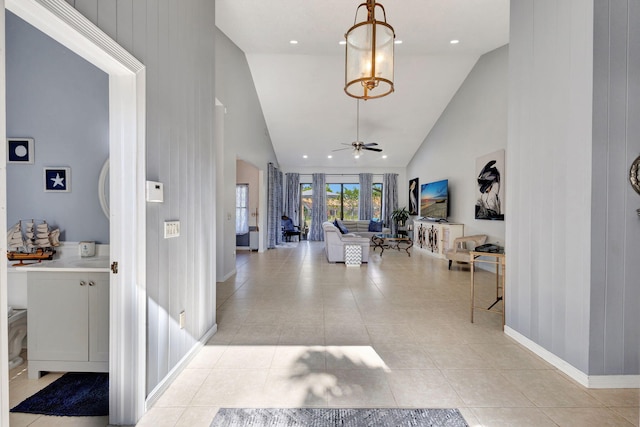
(11, 372, 108, 417)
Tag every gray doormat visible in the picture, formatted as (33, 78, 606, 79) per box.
(211, 408, 468, 427)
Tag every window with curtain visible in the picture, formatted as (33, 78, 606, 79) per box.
(236, 184, 249, 234)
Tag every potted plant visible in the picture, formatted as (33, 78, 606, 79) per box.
(391, 207, 410, 228)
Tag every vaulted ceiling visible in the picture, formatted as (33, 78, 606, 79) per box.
(216, 1, 509, 169)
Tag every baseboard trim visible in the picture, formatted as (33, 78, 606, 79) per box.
(145, 323, 218, 409)
(505, 326, 639, 389)
(217, 268, 237, 283)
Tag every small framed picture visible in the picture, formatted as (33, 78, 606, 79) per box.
(43, 167, 71, 192)
(7, 138, 34, 164)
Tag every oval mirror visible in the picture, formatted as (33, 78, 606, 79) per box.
(99, 158, 109, 219)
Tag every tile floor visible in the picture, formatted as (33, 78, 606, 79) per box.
(9, 241, 640, 426)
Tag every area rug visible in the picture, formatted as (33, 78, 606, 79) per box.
(11, 372, 108, 417)
(211, 408, 468, 427)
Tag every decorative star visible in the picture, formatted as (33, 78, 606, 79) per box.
(51, 173, 65, 188)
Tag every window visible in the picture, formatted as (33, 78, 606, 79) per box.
(300, 181, 383, 224)
(235, 184, 249, 234)
(327, 183, 360, 220)
(372, 183, 382, 220)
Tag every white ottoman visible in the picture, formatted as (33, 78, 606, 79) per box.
(344, 244, 362, 267)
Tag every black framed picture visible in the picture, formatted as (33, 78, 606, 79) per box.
(43, 167, 71, 192)
(7, 138, 34, 164)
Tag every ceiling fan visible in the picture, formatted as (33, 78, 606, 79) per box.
(333, 101, 383, 157)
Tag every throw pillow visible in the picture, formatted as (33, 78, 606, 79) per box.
(368, 220, 383, 232)
(335, 219, 349, 234)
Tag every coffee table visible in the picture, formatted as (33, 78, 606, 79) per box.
(371, 234, 413, 256)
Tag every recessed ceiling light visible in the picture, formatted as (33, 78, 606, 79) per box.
(382, 155, 388, 159)
(327, 155, 333, 159)
(290, 40, 298, 45)
(303, 155, 308, 159)
(354, 154, 360, 159)
(450, 39, 460, 44)
(339, 40, 346, 45)
(394, 40, 403, 44)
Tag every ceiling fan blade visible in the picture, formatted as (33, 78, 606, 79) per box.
(332, 147, 352, 152)
(363, 142, 378, 146)
(341, 142, 354, 146)
(362, 147, 383, 152)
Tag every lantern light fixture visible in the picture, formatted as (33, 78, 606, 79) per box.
(344, 0, 395, 100)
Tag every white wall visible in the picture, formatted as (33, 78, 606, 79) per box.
(64, 0, 218, 394)
(215, 28, 279, 269)
(407, 46, 508, 244)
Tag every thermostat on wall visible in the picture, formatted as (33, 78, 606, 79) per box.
(146, 181, 164, 202)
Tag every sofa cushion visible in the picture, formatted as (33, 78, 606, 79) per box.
(368, 220, 383, 232)
(334, 219, 349, 234)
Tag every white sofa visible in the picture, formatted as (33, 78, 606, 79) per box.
(322, 221, 370, 263)
(335, 219, 390, 239)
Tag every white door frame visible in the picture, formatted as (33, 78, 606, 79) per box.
(0, 1, 146, 425)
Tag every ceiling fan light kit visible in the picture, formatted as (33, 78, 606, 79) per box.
(345, 0, 395, 100)
(333, 100, 384, 157)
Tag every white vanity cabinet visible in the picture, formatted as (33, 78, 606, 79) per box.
(27, 271, 109, 379)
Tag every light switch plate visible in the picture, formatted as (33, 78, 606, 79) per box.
(164, 221, 180, 238)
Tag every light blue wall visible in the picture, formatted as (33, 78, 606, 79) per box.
(6, 11, 109, 243)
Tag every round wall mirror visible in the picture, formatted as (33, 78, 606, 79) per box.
(99, 158, 109, 219)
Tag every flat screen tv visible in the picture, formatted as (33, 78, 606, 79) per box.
(420, 179, 449, 221)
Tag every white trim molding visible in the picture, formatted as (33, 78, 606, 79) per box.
(145, 324, 218, 409)
(505, 326, 640, 389)
(3, 0, 147, 425)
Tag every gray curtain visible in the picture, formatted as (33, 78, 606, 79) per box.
(383, 173, 398, 229)
(267, 163, 284, 248)
(284, 173, 300, 226)
(309, 173, 326, 241)
(358, 173, 373, 220)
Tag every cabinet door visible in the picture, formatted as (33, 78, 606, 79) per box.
(88, 274, 110, 362)
(28, 273, 88, 361)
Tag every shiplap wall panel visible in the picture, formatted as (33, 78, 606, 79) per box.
(96, 0, 116, 42)
(70, 0, 217, 393)
(507, 0, 593, 373)
(623, 0, 640, 374)
(74, 0, 98, 26)
(116, 0, 133, 54)
(590, 0, 640, 375)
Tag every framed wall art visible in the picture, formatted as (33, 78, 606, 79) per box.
(43, 167, 71, 192)
(7, 138, 34, 164)
(409, 177, 419, 215)
(475, 149, 505, 220)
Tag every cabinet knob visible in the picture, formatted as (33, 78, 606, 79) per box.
(89, 281, 95, 286)
(80, 281, 86, 286)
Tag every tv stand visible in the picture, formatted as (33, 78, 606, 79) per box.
(413, 219, 464, 259)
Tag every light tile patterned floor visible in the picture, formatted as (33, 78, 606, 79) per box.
(10, 241, 640, 426)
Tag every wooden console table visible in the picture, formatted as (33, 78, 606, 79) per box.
(470, 250, 506, 329)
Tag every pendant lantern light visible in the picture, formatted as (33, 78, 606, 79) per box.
(344, 0, 395, 100)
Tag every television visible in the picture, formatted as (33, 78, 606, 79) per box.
(420, 179, 449, 221)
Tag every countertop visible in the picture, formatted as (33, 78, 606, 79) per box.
(16, 256, 110, 273)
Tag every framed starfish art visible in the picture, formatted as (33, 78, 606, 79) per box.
(43, 167, 71, 192)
